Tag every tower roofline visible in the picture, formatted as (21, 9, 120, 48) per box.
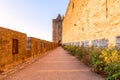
(56, 14, 62, 20)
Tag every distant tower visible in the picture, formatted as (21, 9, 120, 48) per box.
(52, 14, 63, 43)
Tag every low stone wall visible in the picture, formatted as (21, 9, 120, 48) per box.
(27, 37, 41, 58)
(0, 27, 27, 71)
(0, 27, 58, 71)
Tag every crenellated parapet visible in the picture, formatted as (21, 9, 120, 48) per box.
(0, 27, 58, 72)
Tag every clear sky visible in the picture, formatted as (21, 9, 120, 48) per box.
(0, 0, 69, 41)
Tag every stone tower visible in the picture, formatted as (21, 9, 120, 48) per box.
(52, 14, 63, 43)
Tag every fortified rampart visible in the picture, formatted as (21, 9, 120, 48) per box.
(0, 27, 58, 71)
(62, 0, 120, 48)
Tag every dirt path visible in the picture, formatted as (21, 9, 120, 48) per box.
(1, 47, 104, 80)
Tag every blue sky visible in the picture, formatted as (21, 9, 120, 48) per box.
(0, 0, 69, 41)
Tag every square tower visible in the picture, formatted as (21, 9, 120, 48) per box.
(52, 14, 63, 44)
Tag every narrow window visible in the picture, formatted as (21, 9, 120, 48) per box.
(12, 39, 18, 54)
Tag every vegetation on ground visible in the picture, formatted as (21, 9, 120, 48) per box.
(62, 45, 120, 80)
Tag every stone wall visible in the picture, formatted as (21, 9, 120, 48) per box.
(27, 37, 41, 58)
(62, 0, 120, 48)
(27, 38, 59, 58)
(0, 27, 58, 71)
(0, 27, 27, 70)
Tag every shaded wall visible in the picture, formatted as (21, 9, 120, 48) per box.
(27, 37, 41, 58)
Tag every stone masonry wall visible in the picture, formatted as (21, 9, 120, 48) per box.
(0, 26, 58, 72)
(0, 27, 58, 71)
(52, 14, 62, 43)
(27, 37, 41, 58)
(62, 0, 120, 47)
(0, 27, 27, 70)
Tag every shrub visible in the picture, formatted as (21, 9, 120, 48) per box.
(90, 48, 105, 73)
(100, 48, 120, 80)
(63, 45, 120, 80)
(68, 46, 77, 56)
(62, 45, 77, 56)
(81, 47, 92, 66)
(105, 62, 120, 80)
(100, 48, 120, 65)
(75, 47, 83, 60)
